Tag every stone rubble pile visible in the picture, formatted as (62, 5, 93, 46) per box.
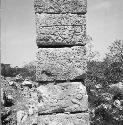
(1, 79, 17, 125)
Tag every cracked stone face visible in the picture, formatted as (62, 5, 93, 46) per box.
(36, 46, 87, 81)
(37, 82, 88, 114)
(34, 0, 87, 14)
(38, 113, 90, 125)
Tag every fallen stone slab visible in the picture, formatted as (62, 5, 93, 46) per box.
(36, 46, 87, 81)
(34, 0, 87, 14)
(38, 113, 90, 125)
(35, 13, 86, 26)
(36, 25, 86, 47)
(37, 82, 88, 114)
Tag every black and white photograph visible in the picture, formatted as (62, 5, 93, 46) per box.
(1, 0, 123, 125)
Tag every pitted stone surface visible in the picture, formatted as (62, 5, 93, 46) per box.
(36, 13, 86, 26)
(36, 25, 86, 47)
(36, 47, 87, 81)
(37, 82, 88, 114)
(34, 0, 87, 14)
(16, 89, 38, 125)
(16, 93, 38, 114)
(17, 113, 38, 125)
(38, 113, 90, 125)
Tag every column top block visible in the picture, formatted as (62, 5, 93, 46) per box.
(34, 0, 87, 14)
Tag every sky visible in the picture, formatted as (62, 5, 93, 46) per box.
(1, 0, 123, 67)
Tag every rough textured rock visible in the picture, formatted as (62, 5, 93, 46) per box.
(35, 13, 86, 26)
(36, 25, 86, 47)
(34, 0, 87, 14)
(37, 82, 88, 114)
(36, 46, 87, 81)
(17, 112, 38, 125)
(35, 13, 86, 47)
(16, 89, 38, 125)
(16, 91, 38, 112)
(38, 113, 90, 125)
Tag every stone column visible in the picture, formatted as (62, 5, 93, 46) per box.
(34, 0, 89, 125)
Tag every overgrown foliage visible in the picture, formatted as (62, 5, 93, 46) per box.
(86, 40, 123, 125)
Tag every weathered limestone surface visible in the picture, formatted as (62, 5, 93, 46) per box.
(38, 113, 90, 125)
(36, 25, 86, 47)
(37, 82, 88, 114)
(34, 0, 87, 14)
(17, 113, 38, 125)
(36, 46, 87, 81)
(36, 13, 86, 26)
(33, 0, 89, 124)
(16, 89, 38, 125)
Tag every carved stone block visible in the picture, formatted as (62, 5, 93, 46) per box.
(36, 25, 86, 47)
(38, 113, 90, 125)
(35, 13, 86, 26)
(36, 25, 86, 48)
(36, 46, 87, 81)
(34, 0, 87, 14)
(35, 13, 86, 47)
(37, 82, 88, 114)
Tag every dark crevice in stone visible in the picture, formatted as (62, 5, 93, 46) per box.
(37, 44, 86, 48)
(36, 25, 86, 27)
(1, 111, 11, 120)
(41, 70, 55, 77)
(38, 110, 88, 116)
(37, 77, 85, 84)
(35, 12, 87, 15)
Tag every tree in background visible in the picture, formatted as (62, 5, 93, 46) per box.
(22, 61, 36, 81)
(86, 35, 100, 62)
(1, 62, 36, 81)
(1, 64, 13, 77)
(105, 40, 123, 64)
(104, 40, 123, 84)
(85, 36, 102, 84)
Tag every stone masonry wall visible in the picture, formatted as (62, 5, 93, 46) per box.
(35, 13, 86, 47)
(35, 0, 89, 125)
(18, 0, 89, 125)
